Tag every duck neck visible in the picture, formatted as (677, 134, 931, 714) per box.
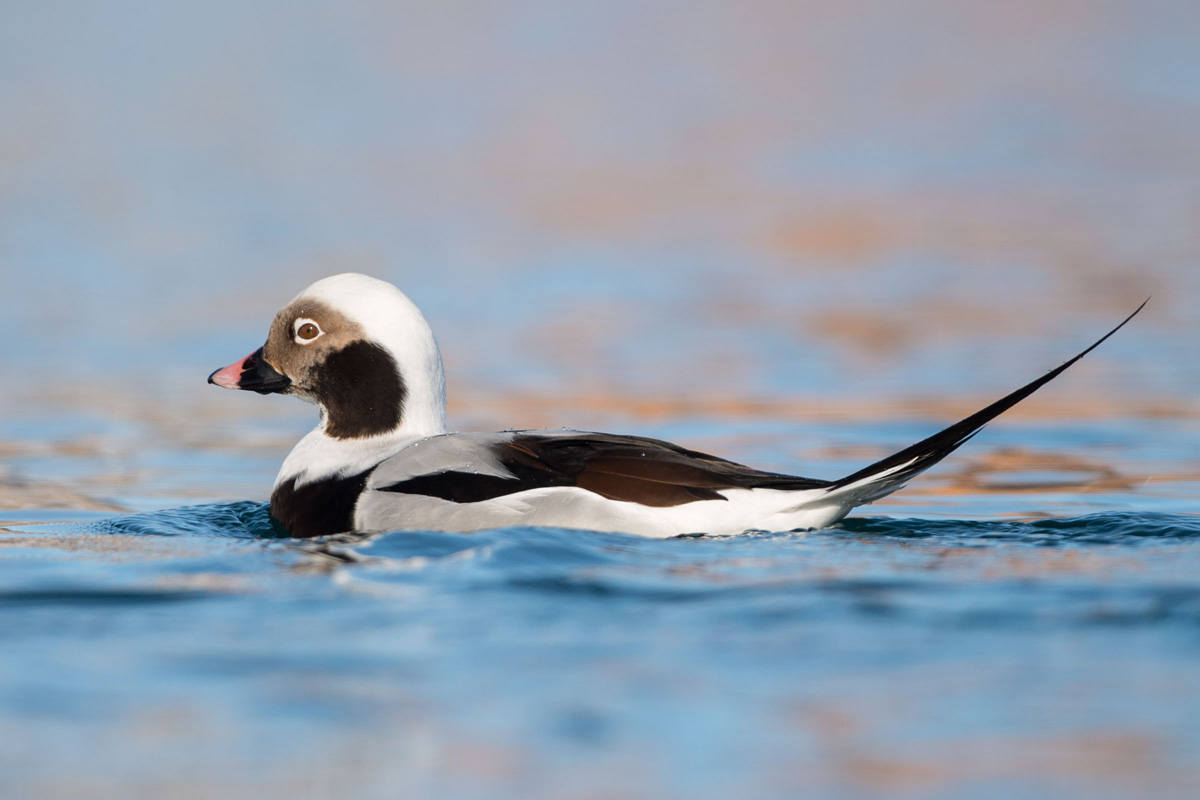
(275, 417, 443, 491)
(276, 336, 449, 490)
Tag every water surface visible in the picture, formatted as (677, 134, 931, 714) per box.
(4, 420, 1200, 799)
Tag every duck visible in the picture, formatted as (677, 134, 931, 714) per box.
(209, 273, 1143, 539)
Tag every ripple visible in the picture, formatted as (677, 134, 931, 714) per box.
(836, 512, 1200, 546)
(29, 507, 1200, 559)
(0, 587, 211, 608)
(73, 502, 283, 539)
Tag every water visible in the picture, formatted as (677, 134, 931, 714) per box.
(3, 425, 1198, 800)
(4, 502, 1200, 799)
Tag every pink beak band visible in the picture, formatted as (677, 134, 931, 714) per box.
(209, 353, 254, 390)
(207, 348, 291, 395)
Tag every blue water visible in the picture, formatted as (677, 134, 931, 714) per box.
(4, 501, 1200, 799)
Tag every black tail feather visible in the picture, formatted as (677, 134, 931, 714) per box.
(830, 299, 1148, 495)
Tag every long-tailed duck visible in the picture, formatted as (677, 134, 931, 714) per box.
(209, 273, 1143, 538)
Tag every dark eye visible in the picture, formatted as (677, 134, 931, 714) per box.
(296, 322, 321, 341)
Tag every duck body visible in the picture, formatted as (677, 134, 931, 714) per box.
(209, 274, 1143, 539)
(273, 428, 839, 539)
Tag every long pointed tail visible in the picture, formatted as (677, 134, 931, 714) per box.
(821, 299, 1148, 509)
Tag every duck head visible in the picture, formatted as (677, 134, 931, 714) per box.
(209, 273, 447, 441)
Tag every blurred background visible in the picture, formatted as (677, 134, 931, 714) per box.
(5, 4, 1200, 799)
(1, 0, 1197, 506)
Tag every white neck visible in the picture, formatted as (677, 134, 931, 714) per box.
(276, 415, 445, 490)
(277, 350, 448, 489)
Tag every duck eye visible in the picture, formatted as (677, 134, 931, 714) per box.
(294, 319, 322, 343)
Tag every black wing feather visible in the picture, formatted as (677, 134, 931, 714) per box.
(378, 432, 830, 507)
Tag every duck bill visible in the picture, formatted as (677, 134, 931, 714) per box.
(208, 347, 291, 394)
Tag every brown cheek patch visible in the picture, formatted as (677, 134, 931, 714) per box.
(261, 300, 365, 382)
(258, 299, 405, 438)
